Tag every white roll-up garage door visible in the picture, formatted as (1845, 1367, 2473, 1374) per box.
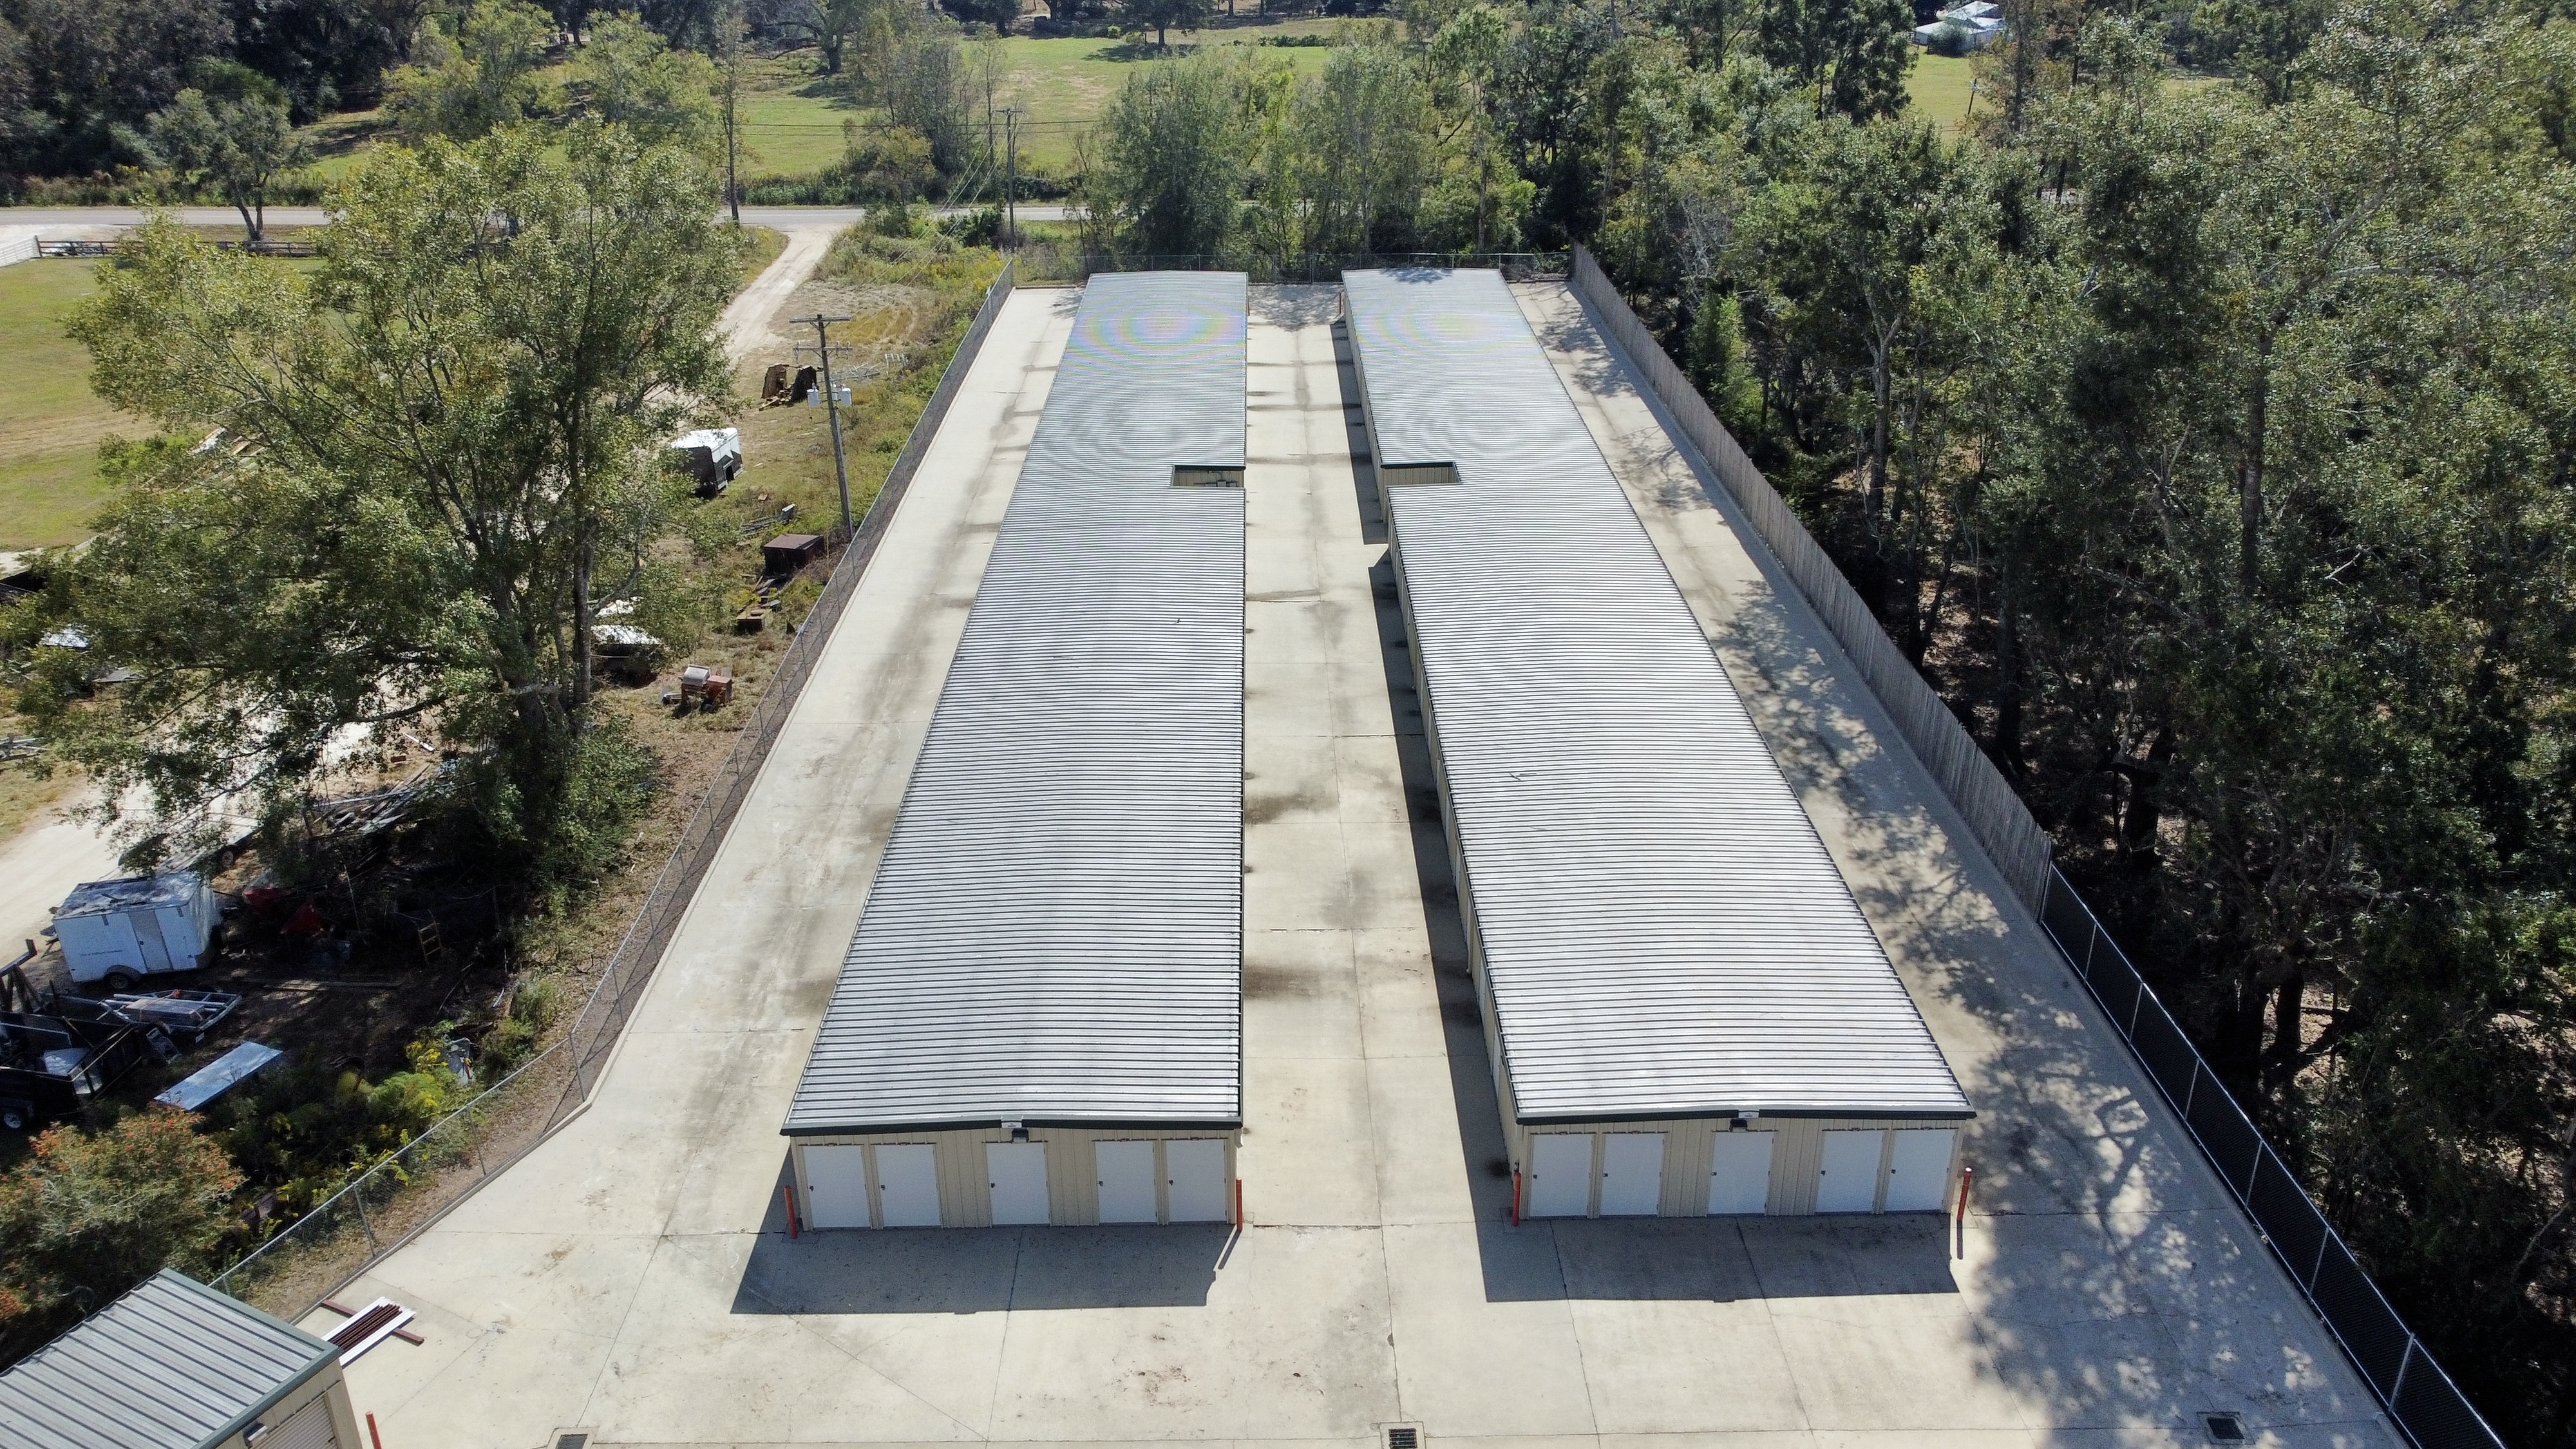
(1166, 1139, 1229, 1222)
(1817, 1130, 1884, 1213)
(803, 1144, 872, 1229)
(1707, 1131, 1774, 1215)
(1599, 1133, 1664, 1216)
(875, 1143, 942, 1227)
(1526, 1133, 1592, 1217)
(262, 1394, 342, 1449)
(988, 1142, 1050, 1225)
(1883, 1128, 1956, 1212)
(1097, 1140, 1157, 1223)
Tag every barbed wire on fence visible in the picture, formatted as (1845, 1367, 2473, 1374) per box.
(207, 258, 1021, 1317)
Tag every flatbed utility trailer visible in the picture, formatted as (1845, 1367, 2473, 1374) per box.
(0, 1005, 169, 1131)
(103, 989, 242, 1044)
(0, 963, 179, 1131)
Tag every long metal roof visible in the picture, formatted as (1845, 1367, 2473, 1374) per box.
(1343, 268, 1970, 1122)
(784, 272, 1247, 1135)
(0, 1270, 336, 1449)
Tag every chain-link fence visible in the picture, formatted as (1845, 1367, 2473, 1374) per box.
(2038, 875, 2504, 1449)
(207, 1036, 573, 1313)
(1569, 242, 2503, 1449)
(210, 258, 1021, 1319)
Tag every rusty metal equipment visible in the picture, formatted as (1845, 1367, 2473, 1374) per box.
(679, 665, 734, 709)
(762, 533, 825, 577)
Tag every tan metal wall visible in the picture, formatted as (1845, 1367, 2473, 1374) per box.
(791, 1125, 1240, 1229)
(1510, 1117, 1963, 1217)
(1564, 247, 2053, 914)
(210, 1359, 363, 1449)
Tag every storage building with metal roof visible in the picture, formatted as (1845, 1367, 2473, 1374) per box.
(781, 271, 1249, 1230)
(1343, 267, 1971, 1219)
(0, 1269, 361, 1449)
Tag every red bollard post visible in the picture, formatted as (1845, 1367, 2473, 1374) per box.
(367, 1412, 385, 1449)
(783, 1183, 799, 1239)
(1953, 1166, 1973, 1258)
(1511, 1170, 1522, 1227)
(1234, 1179, 1244, 1227)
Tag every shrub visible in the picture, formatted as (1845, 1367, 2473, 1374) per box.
(0, 1113, 243, 1367)
(478, 972, 560, 1074)
(940, 205, 1003, 247)
(219, 1036, 466, 1215)
(873, 199, 925, 238)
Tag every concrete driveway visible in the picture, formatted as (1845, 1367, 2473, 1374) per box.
(305, 283, 2400, 1449)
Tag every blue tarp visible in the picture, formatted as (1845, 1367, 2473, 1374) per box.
(155, 1042, 280, 1111)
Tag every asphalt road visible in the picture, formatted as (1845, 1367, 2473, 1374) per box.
(0, 204, 1072, 234)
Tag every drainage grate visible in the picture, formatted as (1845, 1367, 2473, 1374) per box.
(2202, 1412, 2246, 1443)
(555, 1435, 591, 1449)
(1387, 1428, 1420, 1449)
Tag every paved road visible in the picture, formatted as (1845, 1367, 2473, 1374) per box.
(0, 806, 122, 965)
(305, 281, 2400, 1449)
(0, 204, 1072, 237)
(720, 222, 842, 361)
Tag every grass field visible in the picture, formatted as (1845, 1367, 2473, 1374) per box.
(732, 28, 1338, 178)
(0, 260, 128, 550)
(1906, 52, 2228, 133)
(1906, 53, 1981, 131)
(299, 21, 1346, 188)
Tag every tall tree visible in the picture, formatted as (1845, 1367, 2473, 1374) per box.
(1089, 56, 1242, 258)
(1291, 44, 1432, 254)
(0, 1114, 242, 1366)
(382, 0, 558, 142)
(1121, 0, 1211, 50)
(1755, 0, 1913, 119)
(138, 83, 315, 241)
(38, 127, 738, 871)
(574, 8, 720, 151)
(0, 0, 232, 172)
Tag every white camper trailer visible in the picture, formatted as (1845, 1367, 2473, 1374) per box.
(667, 428, 742, 496)
(53, 873, 220, 992)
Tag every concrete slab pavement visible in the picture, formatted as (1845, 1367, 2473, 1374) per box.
(312, 282, 2404, 1449)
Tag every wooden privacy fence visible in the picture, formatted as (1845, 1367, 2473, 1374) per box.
(1565, 246, 2503, 1449)
(1567, 246, 2052, 913)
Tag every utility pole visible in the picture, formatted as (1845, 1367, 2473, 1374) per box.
(798, 316, 857, 535)
(1000, 106, 1021, 248)
(721, 0, 744, 223)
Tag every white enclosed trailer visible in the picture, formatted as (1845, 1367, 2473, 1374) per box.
(54, 873, 220, 990)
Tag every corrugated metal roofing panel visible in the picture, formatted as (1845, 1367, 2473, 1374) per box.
(784, 272, 1247, 1135)
(0, 1270, 336, 1449)
(1343, 267, 1969, 1123)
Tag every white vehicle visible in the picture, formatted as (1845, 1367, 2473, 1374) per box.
(667, 428, 742, 496)
(53, 873, 221, 992)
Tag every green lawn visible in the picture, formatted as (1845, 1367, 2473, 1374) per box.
(303, 106, 389, 184)
(733, 30, 1337, 177)
(0, 260, 127, 549)
(1906, 53, 1981, 132)
(1907, 53, 2228, 134)
(300, 24, 1345, 189)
